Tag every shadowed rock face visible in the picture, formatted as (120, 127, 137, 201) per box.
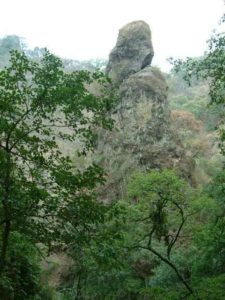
(106, 21, 154, 85)
(96, 21, 195, 201)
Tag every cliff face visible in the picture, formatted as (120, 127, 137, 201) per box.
(96, 21, 195, 200)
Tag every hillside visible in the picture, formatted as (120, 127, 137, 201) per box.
(0, 23, 225, 300)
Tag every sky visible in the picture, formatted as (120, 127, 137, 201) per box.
(0, 0, 224, 71)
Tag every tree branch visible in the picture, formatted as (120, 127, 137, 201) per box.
(167, 200, 186, 260)
(132, 244, 194, 296)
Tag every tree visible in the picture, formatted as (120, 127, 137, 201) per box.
(171, 15, 225, 151)
(0, 49, 116, 282)
(169, 14, 225, 298)
(59, 168, 224, 299)
(127, 170, 195, 297)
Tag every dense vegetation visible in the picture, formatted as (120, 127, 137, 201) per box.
(0, 43, 116, 299)
(0, 15, 225, 299)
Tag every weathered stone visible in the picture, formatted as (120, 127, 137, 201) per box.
(106, 21, 154, 85)
(95, 21, 195, 201)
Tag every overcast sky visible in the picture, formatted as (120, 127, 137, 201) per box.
(0, 0, 224, 70)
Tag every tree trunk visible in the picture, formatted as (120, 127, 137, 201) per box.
(0, 151, 12, 271)
(1, 220, 11, 268)
(75, 273, 83, 300)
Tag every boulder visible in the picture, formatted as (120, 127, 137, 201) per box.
(106, 21, 154, 84)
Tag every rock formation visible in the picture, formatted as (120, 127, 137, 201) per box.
(106, 21, 154, 85)
(96, 21, 195, 201)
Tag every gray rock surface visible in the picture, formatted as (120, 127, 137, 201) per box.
(96, 21, 195, 201)
(106, 21, 154, 85)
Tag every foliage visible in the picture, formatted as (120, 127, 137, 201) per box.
(171, 108, 223, 183)
(168, 20, 225, 184)
(0, 232, 51, 300)
(126, 170, 196, 296)
(190, 274, 225, 300)
(63, 58, 107, 72)
(0, 35, 108, 72)
(58, 201, 139, 299)
(1, 16, 225, 299)
(171, 17, 225, 152)
(0, 49, 116, 297)
(56, 167, 225, 299)
(64, 171, 193, 299)
(52, 14, 225, 300)
(0, 36, 24, 68)
(167, 60, 224, 133)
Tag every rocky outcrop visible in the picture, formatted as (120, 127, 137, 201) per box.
(96, 21, 195, 201)
(106, 21, 154, 85)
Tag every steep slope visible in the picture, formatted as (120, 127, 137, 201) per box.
(95, 21, 195, 201)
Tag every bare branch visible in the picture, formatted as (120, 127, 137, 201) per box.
(132, 244, 194, 296)
(167, 200, 187, 260)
